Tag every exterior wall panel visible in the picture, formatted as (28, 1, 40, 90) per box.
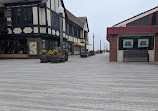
(110, 35, 117, 62)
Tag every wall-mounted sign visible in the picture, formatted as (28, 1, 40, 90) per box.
(138, 39, 149, 48)
(29, 42, 37, 55)
(123, 39, 133, 48)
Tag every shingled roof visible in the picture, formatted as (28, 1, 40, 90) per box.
(66, 9, 88, 29)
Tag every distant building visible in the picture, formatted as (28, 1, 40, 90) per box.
(0, 0, 89, 59)
(107, 6, 158, 62)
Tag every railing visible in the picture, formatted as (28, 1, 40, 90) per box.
(0, 17, 8, 34)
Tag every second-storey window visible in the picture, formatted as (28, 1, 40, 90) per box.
(69, 24, 73, 35)
(78, 29, 81, 38)
(52, 12, 59, 31)
(12, 7, 33, 26)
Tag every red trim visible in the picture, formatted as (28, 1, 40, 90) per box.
(107, 26, 158, 35)
(113, 6, 158, 27)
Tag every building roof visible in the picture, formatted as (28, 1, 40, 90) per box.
(66, 9, 84, 28)
(66, 9, 88, 29)
(113, 6, 158, 27)
(78, 17, 87, 23)
(0, 0, 44, 7)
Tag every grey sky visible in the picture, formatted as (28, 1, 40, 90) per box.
(63, 0, 158, 51)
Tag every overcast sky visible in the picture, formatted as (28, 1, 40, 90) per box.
(63, 0, 158, 51)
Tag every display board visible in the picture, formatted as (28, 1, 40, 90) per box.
(29, 42, 37, 55)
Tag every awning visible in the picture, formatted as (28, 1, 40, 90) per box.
(85, 42, 92, 46)
(73, 42, 85, 46)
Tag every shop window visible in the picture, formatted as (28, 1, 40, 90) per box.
(12, 7, 33, 26)
(152, 12, 157, 25)
(0, 39, 27, 54)
(139, 15, 150, 26)
(45, 39, 58, 51)
(127, 21, 138, 26)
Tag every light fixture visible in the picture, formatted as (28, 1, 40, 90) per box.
(58, 5, 64, 14)
(84, 28, 88, 32)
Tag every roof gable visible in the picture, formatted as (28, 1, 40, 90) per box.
(114, 6, 158, 27)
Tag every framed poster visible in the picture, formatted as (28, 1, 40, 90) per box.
(29, 42, 37, 55)
(123, 39, 133, 48)
(138, 39, 149, 48)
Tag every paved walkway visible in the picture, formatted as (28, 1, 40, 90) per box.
(0, 54, 158, 111)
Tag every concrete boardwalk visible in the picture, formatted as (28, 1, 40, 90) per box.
(0, 54, 158, 111)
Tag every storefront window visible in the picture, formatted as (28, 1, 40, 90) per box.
(0, 39, 27, 54)
(45, 40, 58, 51)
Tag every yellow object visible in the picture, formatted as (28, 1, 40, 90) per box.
(74, 42, 85, 46)
(86, 42, 92, 46)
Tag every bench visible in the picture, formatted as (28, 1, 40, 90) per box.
(123, 50, 149, 62)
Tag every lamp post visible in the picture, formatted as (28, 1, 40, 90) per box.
(100, 40, 101, 53)
(58, 5, 64, 58)
(93, 33, 94, 52)
(104, 43, 105, 53)
(84, 28, 88, 56)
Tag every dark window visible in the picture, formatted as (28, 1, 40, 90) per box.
(12, 7, 33, 26)
(74, 27, 77, 37)
(78, 29, 81, 38)
(0, 39, 27, 54)
(52, 11, 59, 31)
(84, 31, 87, 39)
(152, 12, 157, 25)
(127, 21, 138, 26)
(69, 24, 73, 35)
(139, 15, 150, 26)
(66, 23, 69, 34)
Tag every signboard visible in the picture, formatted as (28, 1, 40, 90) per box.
(29, 42, 37, 55)
(123, 39, 133, 48)
(138, 39, 149, 48)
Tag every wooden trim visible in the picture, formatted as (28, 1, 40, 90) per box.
(0, 54, 28, 58)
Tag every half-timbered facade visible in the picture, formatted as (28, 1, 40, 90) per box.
(0, 0, 89, 58)
(107, 6, 158, 62)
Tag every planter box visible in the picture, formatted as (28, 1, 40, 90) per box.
(50, 55, 60, 63)
(40, 54, 49, 63)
